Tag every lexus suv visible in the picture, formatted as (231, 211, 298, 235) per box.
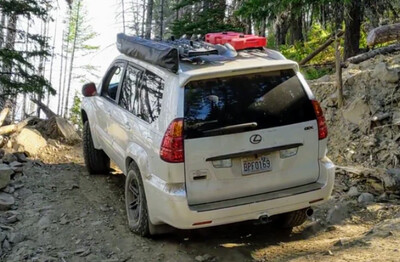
(81, 40, 335, 236)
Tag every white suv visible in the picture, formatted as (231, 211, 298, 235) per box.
(81, 36, 335, 236)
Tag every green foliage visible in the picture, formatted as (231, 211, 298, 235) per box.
(69, 92, 82, 131)
(279, 23, 336, 64)
(172, 0, 241, 37)
(302, 67, 332, 80)
(0, 0, 56, 99)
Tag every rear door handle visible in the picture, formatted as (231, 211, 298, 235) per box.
(125, 121, 131, 130)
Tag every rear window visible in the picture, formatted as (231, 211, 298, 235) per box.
(184, 69, 315, 139)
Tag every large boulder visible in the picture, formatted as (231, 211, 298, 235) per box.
(16, 128, 47, 155)
(371, 62, 399, 83)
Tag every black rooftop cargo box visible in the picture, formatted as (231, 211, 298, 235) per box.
(117, 33, 179, 73)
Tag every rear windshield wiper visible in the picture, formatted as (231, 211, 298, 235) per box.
(203, 122, 258, 134)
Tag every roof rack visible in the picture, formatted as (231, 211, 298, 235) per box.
(116, 33, 284, 74)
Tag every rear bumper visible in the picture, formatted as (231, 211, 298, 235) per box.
(144, 157, 335, 229)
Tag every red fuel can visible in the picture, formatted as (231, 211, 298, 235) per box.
(205, 32, 267, 50)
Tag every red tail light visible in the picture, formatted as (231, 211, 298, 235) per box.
(311, 100, 328, 140)
(160, 118, 184, 163)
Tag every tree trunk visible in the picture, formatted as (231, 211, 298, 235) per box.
(64, 1, 81, 118)
(274, 12, 289, 46)
(61, 11, 72, 117)
(367, 23, 400, 46)
(37, 19, 48, 118)
(47, 16, 58, 107)
(58, 29, 65, 115)
(159, 0, 165, 39)
(1, 13, 18, 109)
(141, 0, 146, 37)
(145, 0, 154, 39)
(289, 4, 303, 44)
(344, 0, 362, 60)
(121, 0, 126, 33)
(0, 13, 6, 48)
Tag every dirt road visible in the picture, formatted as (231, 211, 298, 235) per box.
(2, 144, 400, 262)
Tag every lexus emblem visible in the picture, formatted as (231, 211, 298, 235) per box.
(250, 134, 262, 144)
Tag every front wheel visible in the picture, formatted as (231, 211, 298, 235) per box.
(82, 121, 110, 174)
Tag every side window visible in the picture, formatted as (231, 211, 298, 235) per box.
(101, 64, 124, 101)
(119, 64, 142, 113)
(138, 71, 164, 123)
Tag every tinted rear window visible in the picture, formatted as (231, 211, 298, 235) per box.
(184, 69, 315, 139)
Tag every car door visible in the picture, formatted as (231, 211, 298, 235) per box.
(110, 64, 165, 169)
(92, 61, 126, 160)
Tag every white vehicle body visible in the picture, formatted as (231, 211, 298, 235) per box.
(81, 50, 335, 230)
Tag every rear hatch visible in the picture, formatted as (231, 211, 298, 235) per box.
(183, 69, 319, 207)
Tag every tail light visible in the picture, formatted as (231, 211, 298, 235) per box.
(311, 100, 328, 140)
(160, 118, 184, 163)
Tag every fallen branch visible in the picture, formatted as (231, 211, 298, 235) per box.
(0, 117, 34, 135)
(0, 101, 11, 126)
(345, 44, 400, 65)
(30, 98, 56, 119)
(367, 23, 400, 46)
(299, 30, 344, 66)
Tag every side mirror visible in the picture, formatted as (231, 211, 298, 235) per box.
(82, 82, 97, 97)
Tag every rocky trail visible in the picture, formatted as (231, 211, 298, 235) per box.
(1, 52, 400, 261)
(0, 144, 397, 262)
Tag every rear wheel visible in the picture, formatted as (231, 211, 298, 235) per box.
(125, 163, 150, 237)
(279, 209, 308, 229)
(82, 121, 110, 174)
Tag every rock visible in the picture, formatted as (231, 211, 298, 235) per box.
(2, 239, 10, 251)
(347, 186, 360, 197)
(378, 192, 389, 202)
(327, 204, 349, 224)
(7, 232, 25, 244)
(358, 193, 375, 204)
(15, 128, 48, 155)
(371, 62, 399, 83)
(195, 254, 212, 262)
(0, 164, 13, 189)
(382, 169, 400, 191)
(2, 154, 17, 164)
(0, 192, 15, 210)
(342, 97, 370, 128)
(0, 149, 4, 159)
(13, 152, 28, 163)
(0, 231, 6, 242)
(2, 186, 15, 194)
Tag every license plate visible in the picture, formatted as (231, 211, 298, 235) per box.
(241, 155, 271, 175)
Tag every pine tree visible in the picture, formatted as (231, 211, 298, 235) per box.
(0, 0, 55, 111)
(62, 0, 98, 118)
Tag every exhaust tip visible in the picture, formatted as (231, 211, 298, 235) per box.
(306, 208, 314, 217)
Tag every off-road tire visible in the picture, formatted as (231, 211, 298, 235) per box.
(125, 163, 150, 237)
(83, 121, 110, 174)
(280, 209, 308, 228)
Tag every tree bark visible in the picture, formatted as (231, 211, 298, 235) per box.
(0, 13, 6, 48)
(344, 0, 362, 60)
(1, 13, 18, 109)
(64, 0, 81, 118)
(145, 0, 154, 39)
(346, 44, 400, 65)
(0, 106, 10, 127)
(289, 4, 303, 44)
(335, 36, 343, 108)
(58, 29, 65, 115)
(30, 98, 57, 119)
(367, 23, 400, 46)
(0, 117, 33, 135)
